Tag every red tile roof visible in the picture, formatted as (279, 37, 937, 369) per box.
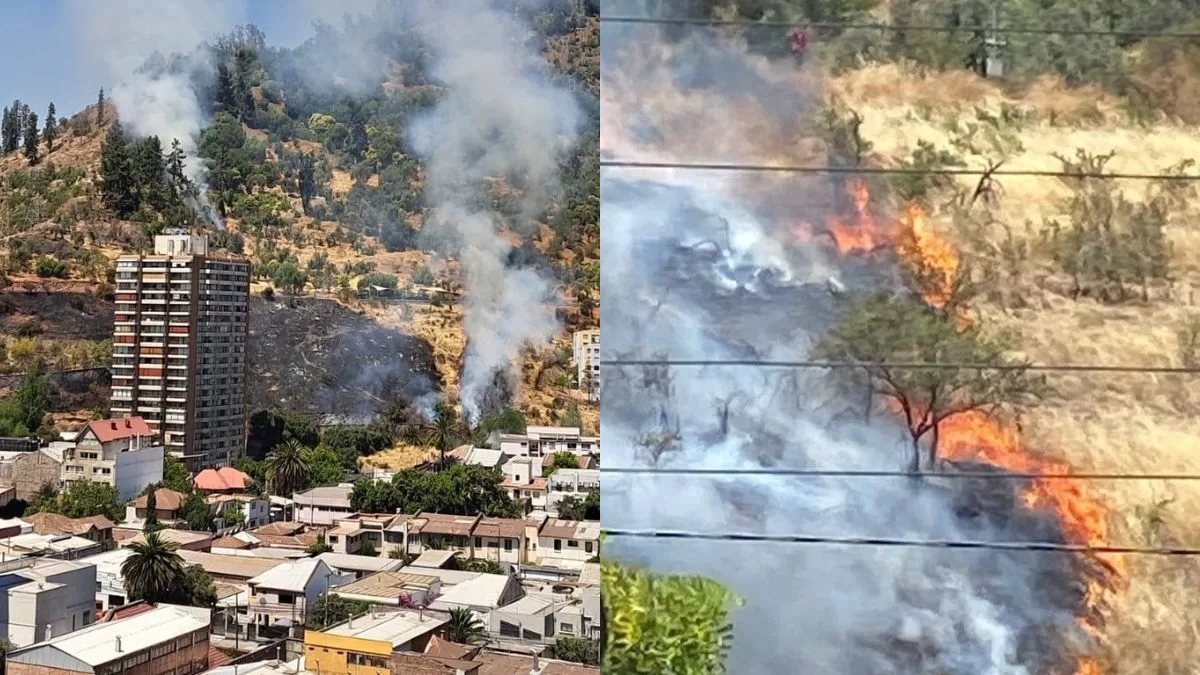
(194, 467, 252, 492)
(131, 488, 187, 511)
(25, 513, 115, 536)
(87, 417, 153, 444)
(99, 600, 156, 622)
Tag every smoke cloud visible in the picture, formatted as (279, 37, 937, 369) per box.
(405, 0, 584, 424)
(601, 20, 1096, 674)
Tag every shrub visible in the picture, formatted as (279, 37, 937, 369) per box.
(34, 257, 69, 278)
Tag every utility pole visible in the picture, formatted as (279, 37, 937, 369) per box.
(985, 1, 1007, 79)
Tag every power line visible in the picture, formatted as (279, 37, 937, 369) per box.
(601, 359, 1200, 374)
(600, 160, 1200, 181)
(602, 528, 1200, 555)
(601, 467, 1200, 481)
(600, 14, 1200, 39)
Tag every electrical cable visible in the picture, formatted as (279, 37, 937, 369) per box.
(600, 467, 1200, 481)
(600, 160, 1200, 181)
(600, 14, 1200, 39)
(600, 359, 1200, 373)
(601, 528, 1200, 555)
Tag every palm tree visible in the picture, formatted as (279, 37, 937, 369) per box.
(423, 403, 466, 470)
(121, 530, 185, 604)
(445, 607, 488, 645)
(266, 440, 311, 497)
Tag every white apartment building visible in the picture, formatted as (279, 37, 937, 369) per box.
(498, 426, 599, 459)
(546, 468, 600, 514)
(60, 417, 164, 501)
(244, 558, 349, 634)
(0, 558, 97, 647)
(292, 484, 355, 526)
(572, 329, 599, 399)
(536, 519, 600, 569)
(87, 549, 133, 612)
(111, 232, 250, 470)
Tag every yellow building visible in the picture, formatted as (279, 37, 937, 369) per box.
(304, 608, 449, 675)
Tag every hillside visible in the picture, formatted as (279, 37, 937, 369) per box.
(0, 3, 600, 449)
(600, 2, 1200, 673)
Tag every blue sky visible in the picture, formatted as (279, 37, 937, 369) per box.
(0, 1, 343, 116)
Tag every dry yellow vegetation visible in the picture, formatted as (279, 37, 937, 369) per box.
(835, 63, 1200, 669)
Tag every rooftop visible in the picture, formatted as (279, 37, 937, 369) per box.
(334, 571, 441, 598)
(85, 417, 153, 444)
(428, 573, 513, 610)
(547, 468, 599, 483)
(474, 651, 600, 675)
(411, 550, 458, 568)
(473, 517, 527, 540)
(25, 512, 115, 537)
(249, 557, 326, 593)
(7, 603, 210, 667)
(194, 467, 252, 492)
(292, 484, 353, 506)
(177, 550, 285, 580)
(119, 529, 213, 549)
(416, 513, 479, 537)
(131, 488, 187, 511)
(316, 552, 404, 574)
(320, 608, 448, 648)
(539, 519, 600, 541)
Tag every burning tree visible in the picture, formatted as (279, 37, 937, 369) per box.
(815, 291, 1046, 473)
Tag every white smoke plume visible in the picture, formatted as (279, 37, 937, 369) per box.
(69, 0, 248, 227)
(601, 18, 1097, 674)
(405, 0, 584, 424)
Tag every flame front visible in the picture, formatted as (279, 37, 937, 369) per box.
(815, 178, 1124, 674)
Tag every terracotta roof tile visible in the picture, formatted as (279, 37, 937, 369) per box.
(86, 417, 153, 444)
(131, 488, 187, 511)
(194, 467, 251, 492)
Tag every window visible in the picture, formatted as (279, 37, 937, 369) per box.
(278, 593, 295, 605)
(475, 537, 482, 548)
(554, 539, 562, 551)
(504, 539, 512, 551)
(560, 622, 575, 634)
(568, 540, 579, 548)
(328, 536, 338, 543)
(585, 541, 594, 554)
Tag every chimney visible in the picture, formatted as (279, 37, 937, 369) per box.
(115, 635, 122, 652)
(418, 607, 424, 622)
(44, 624, 51, 640)
(348, 614, 353, 628)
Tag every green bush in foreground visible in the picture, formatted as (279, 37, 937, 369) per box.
(602, 559, 741, 675)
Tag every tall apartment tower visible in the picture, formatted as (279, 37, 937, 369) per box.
(573, 329, 599, 401)
(111, 232, 250, 470)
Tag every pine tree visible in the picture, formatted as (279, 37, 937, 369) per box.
(96, 87, 106, 125)
(215, 63, 237, 113)
(0, 107, 10, 154)
(298, 154, 316, 215)
(43, 103, 57, 153)
(99, 122, 138, 217)
(131, 135, 167, 211)
(2, 100, 23, 154)
(23, 112, 39, 165)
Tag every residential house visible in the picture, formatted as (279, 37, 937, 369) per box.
(304, 608, 450, 675)
(127, 488, 189, 525)
(536, 520, 600, 570)
(473, 651, 599, 675)
(0, 558, 98, 646)
(497, 427, 599, 459)
(5, 603, 211, 675)
(23, 513, 115, 548)
(87, 549, 132, 612)
(554, 585, 601, 641)
(0, 532, 102, 561)
(389, 652, 480, 675)
(209, 494, 270, 532)
(176, 551, 285, 588)
(572, 329, 599, 399)
(0, 448, 64, 501)
(492, 582, 600, 645)
(293, 484, 355, 525)
(240, 521, 325, 551)
(545, 469, 599, 514)
(444, 447, 505, 470)
(499, 457, 547, 512)
(471, 517, 533, 565)
(193, 466, 253, 494)
(325, 513, 413, 556)
(412, 514, 478, 557)
(245, 557, 351, 636)
(331, 571, 443, 607)
(61, 417, 164, 501)
(417, 567, 524, 628)
(315, 552, 404, 580)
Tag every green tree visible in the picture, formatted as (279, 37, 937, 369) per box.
(445, 607, 488, 645)
(122, 530, 186, 604)
(542, 451, 580, 477)
(302, 445, 346, 488)
(96, 87, 105, 124)
(547, 637, 600, 665)
(358, 540, 377, 557)
(462, 559, 505, 575)
(28, 480, 123, 521)
(557, 490, 599, 521)
(267, 439, 311, 497)
(603, 560, 740, 675)
(423, 403, 468, 470)
(100, 122, 139, 217)
(306, 534, 333, 555)
(223, 501, 246, 528)
(42, 103, 57, 153)
(22, 112, 38, 165)
(0, 368, 50, 437)
(814, 292, 1045, 472)
(161, 455, 193, 493)
(179, 491, 216, 532)
(179, 565, 218, 606)
(307, 594, 369, 630)
(349, 465, 520, 517)
(144, 489, 160, 530)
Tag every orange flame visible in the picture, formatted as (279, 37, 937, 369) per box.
(814, 179, 1122, 675)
